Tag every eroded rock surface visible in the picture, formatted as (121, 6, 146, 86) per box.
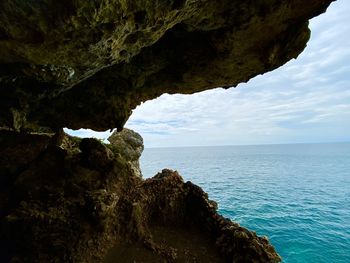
(108, 128, 144, 177)
(0, 130, 281, 263)
(0, 0, 334, 131)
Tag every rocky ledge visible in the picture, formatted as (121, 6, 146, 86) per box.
(1, 129, 280, 262)
(0, 0, 334, 131)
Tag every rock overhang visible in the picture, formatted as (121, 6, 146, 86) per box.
(0, 0, 335, 131)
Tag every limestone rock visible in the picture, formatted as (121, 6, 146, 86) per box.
(108, 128, 144, 177)
(0, 0, 335, 131)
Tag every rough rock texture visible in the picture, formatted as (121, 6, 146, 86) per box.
(0, 130, 281, 263)
(108, 128, 144, 177)
(0, 0, 334, 131)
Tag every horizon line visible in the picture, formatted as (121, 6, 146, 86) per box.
(144, 140, 350, 149)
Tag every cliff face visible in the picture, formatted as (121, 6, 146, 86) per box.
(0, 0, 335, 262)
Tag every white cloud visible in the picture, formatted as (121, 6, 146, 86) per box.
(63, 128, 114, 143)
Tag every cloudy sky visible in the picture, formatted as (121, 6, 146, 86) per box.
(67, 1, 350, 148)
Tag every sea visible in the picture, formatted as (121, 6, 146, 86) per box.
(140, 142, 350, 263)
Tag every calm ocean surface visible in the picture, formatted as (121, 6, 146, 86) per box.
(140, 143, 350, 263)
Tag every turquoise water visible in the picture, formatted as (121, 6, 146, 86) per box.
(140, 143, 350, 263)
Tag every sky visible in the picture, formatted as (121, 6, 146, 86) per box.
(66, 1, 350, 148)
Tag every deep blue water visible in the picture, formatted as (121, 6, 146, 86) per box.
(140, 143, 350, 263)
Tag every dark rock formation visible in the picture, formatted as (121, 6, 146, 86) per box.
(0, 1, 336, 262)
(0, 130, 281, 262)
(0, 0, 335, 131)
